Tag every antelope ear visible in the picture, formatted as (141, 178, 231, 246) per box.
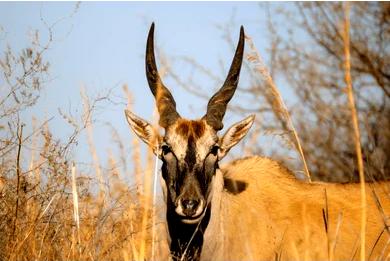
(218, 115, 255, 159)
(125, 110, 161, 155)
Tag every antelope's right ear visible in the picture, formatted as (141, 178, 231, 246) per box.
(125, 110, 161, 154)
(218, 115, 255, 159)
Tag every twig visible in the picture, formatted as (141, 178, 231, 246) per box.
(80, 85, 106, 198)
(12, 122, 24, 242)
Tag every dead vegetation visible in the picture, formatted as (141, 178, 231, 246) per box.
(165, 2, 389, 183)
(0, 2, 389, 261)
(0, 10, 167, 260)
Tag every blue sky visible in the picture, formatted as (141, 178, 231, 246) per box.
(0, 2, 291, 175)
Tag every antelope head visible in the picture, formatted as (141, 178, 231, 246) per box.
(125, 23, 254, 258)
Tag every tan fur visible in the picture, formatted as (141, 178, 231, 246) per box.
(202, 156, 390, 261)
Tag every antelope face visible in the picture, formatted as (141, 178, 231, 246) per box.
(161, 119, 217, 223)
(125, 23, 254, 224)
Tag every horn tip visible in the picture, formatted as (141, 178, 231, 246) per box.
(149, 22, 155, 33)
(239, 26, 245, 43)
(240, 25, 245, 34)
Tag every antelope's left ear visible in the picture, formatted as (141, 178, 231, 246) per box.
(218, 115, 255, 159)
(125, 110, 161, 155)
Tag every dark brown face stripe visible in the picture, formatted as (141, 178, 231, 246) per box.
(191, 121, 206, 138)
(174, 120, 206, 172)
(185, 135, 197, 171)
(175, 120, 206, 139)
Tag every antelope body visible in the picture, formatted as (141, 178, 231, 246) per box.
(203, 156, 390, 260)
(125, 23, 390, 260)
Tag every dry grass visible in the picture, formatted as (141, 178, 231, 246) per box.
(0, 86, 168, 261)
(342, 3, 367, 260)
(81, 85, 106, 198)
(246, 34, 312, 182)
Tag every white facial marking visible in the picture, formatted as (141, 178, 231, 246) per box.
(195, 125, 218, 162)
(165, 121, 217, 163)
(175, 199, 206, 224)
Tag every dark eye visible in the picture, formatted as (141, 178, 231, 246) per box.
(210, 145, 219, 156)
(161, 144, 172, 156)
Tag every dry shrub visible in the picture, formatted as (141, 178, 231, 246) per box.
(269, 2, 390, 182)
(0, 99, 168, 261)
(0, 21, 168, 259)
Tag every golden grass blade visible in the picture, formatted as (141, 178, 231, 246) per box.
(29, 116, 37, 183)
(151, 155, 159, 261)
(128, 206, 140, 261)
(342, 3, 367, 261)
(139, 163, 152, 261)
(246, 35, 311, 182)
(71, 162, 80, 230)
(123, 83, 155, 260)
(132, 136, 143, 195)
(71, 162, 80, 259)
(330, 212, 344, 261)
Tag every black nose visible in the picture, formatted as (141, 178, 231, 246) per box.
(182, 199, 199, 216)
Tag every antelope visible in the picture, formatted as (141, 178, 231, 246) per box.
(125, 23, 390, 260)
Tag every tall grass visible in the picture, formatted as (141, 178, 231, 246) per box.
(342, 3, 367, 261)
(81, 86, 106, 198)
(71, 162, 80, 256)
(246, 34, 312, 182)
(0, 86, 167, 261)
